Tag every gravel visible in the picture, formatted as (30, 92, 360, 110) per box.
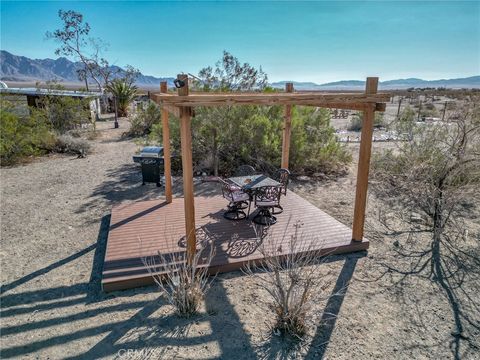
(1, 118, 478, 359)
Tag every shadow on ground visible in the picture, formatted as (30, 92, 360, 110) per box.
(1, 209, 364, 359)
(77, 164, 221, 218)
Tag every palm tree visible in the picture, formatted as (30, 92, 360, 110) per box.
(106, 79, 137, 117)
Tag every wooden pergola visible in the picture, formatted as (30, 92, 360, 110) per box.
(151, 75, 390, 262)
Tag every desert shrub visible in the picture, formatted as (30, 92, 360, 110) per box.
(0, 108, 56, 165)
(67, 129, 82, 138)
(126, 101, 161, 137)
(424, 102, 435, 111)
(244, 221, 334, 339)
(142, 233, 215, 317)
(54, 134, 91, 157)
(371, 103, 480, 354)
(38, 95, 92, 133)
(419, 103, 439, 118)
(347, 111, 385, 131)
(393, 106, 417, 140)
(290, 107, 352, 174)
(146, 51, 351, 176)
(446, 101, 457, 110)
(0, 93, 96, 165)
(150, 105, 351, 176)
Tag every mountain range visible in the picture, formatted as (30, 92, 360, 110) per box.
(0, 50, 174, 88)
(1, 50, 479, 90)
(270, 76, 480, 90)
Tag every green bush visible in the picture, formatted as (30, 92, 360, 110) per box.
(142, 51, 352, 176)
(290, 107, 352, 174)
(126, 101, 161, 137)
(419, 103, 439, 118)
(394, 106, 417, 140)
(1, 96, 93, 165)
(0, 108, 56, 165)
(149, 105, 351, 176)
(39, 95, 92, 133)
(347, 112, 385, 131)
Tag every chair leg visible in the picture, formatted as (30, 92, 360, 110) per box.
(238, 201, 249, 210)
(272, 204, 283, 215)
(224, 202, 247, 220)
(252, 207, 277, 226)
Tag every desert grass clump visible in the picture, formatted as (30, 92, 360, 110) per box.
(245, 221, 333, 340)
(55, 134, 92, 157)
(143, 234, 215, 317)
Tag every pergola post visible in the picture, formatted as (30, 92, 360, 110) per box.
(177, 74, 196, 263)
(160, 81, 173, 204)
(281, 83, 294, 169)
(352, 77, 378, 241)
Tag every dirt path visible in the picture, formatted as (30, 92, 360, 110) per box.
(1, 121, 478, 359)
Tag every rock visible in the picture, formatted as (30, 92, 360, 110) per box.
(297, 175, 311, 182)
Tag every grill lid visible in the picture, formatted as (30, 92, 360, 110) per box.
(140, 146, 163, 157)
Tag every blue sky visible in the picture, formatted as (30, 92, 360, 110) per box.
(1, 1, 479, 83)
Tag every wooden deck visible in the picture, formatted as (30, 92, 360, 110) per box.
(102, 191, 369, 292)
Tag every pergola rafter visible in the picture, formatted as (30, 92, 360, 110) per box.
(151, 75, 390, 263)
(151, 92, 389, 109)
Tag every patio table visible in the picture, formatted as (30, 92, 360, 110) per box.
(228, 174, 281, 192)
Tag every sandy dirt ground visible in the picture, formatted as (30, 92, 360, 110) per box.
(1, 118, 479, 360)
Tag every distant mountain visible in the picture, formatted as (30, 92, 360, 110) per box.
(0, 50, 174, 88)
(272, 76, 480, 90)
(2, 50, 479, 90)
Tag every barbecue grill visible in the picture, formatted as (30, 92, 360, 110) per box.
(133, 146, 164, 187)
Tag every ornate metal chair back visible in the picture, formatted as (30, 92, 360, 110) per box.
(254, 185, 282, 207)
(275, 168, 290, 195)
(235, 165, 256, 176)
(220, 179, 234, 200)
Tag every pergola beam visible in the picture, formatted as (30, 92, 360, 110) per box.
(151, 100, 386, 113)
(152, 92, 390, 107)
(149, 93, 181, 117)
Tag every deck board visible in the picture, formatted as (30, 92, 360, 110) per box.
(102, 191, 368, 292)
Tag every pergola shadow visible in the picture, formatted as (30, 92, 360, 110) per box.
(0, 209, 363, 359)
(101, 190, 368, 291)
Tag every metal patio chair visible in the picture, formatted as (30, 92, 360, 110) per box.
(220, 179, 251, 220)
(252, 185, 282, 225)
(272, 168, 290, 214)
(234, 165, 256, 177)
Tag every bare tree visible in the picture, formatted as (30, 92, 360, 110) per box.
(46, 10, 110, 92)
(371, 99, 480, 358)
